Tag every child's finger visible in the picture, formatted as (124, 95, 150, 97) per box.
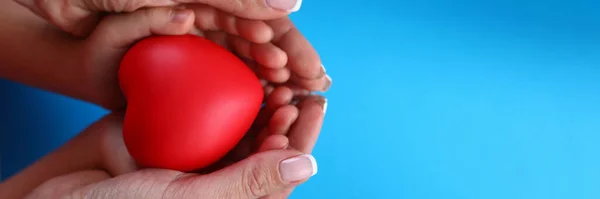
(257, 67, 291, 83)
(189, 4, 273, 44)
(250, 42, 287, 68)
(268, 17, 332, 92)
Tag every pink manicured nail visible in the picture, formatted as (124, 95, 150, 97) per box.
(279, 154, 317, 182)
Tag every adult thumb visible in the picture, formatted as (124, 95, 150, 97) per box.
(178, 0, 303, 19)
(191, 150, 318, 198)
(15, 0, 301, 37)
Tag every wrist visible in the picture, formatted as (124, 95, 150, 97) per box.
(0, 0, 116, 110)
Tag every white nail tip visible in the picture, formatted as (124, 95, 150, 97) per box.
(290, 0, 302, 12)
(322, 99, 328, 114)
(304, 154, 318, 176)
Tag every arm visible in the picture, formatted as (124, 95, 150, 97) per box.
(0, 114, 116, 199)
(0, 0, 97, 107)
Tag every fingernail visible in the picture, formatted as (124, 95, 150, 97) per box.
(321, 75, 332, 92)
(311, 95, 327, 114)
(322, 99, 328, 114)
(320, 64, 326, 73)
(171, 9, 191, 23)
(266, 0, 302, 12)
(259, 79, 268, 87)
(279, 154, 317, 182)
(265, 86, 275, 95)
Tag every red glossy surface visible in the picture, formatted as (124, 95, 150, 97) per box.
(119, 35, 264, 171)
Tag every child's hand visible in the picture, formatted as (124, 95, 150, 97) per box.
(79, 4, 330, 110)
(1, 85, 326, 199)
(78, 5, 280, 110)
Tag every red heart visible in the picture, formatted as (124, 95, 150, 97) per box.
(118, 35, 264, 172)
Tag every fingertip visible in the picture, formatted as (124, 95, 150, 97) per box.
(259, 67, 291, 83)
(270, 105, 300, 127)
(258, 135, 290, 152)
(237, 20, 275, 43)
(267, 86, 294, 108)
(251, 43, 288, 68)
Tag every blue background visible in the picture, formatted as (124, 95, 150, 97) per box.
(2, 0, 600, 198)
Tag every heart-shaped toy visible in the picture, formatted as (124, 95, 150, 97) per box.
(119, 35, 264, 172)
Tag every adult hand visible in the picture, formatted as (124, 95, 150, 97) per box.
(14, 0, 303, 37)
(77, 4, 330, 110)
(228, 17, 332, 93)
(23, 88, 326, 199)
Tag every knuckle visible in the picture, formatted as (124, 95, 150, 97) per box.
(228, 0, 250, 17)
(35, 0, 86, 33)
(119, 0, 143, 12)
(241, 162, 272, 197)
(104, 0, 144, 12)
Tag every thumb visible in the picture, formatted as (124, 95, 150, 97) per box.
(189, 150, 318, 199)
(14, 0, 178, 36)
(15, 0, 300, 36)
(178, 0, 303, 19)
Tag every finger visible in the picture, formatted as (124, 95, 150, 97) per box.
(251, 42, 287, 68)
(206, 34, 288, 85)
(189, 4, 274, 43)
(14, 0, 178, 36)
(287, 95, 327, 153)
(264, 84, 311, 103)
(257, 67, 291, 83)
(228, 35, 253, 59)
(265, 86, 295, 110)
(203, 31, 232, 50)
(177, 0, 303, 20)
(255, 105, 298, 150)
(267, 105, 299, 136)
(228, 36, 287, 69)
(188, 150, 317, 199)
(268, 17, 333, 92)
(200, 122, 290, 173)
(252, 86, 294, 129)
(228, 37, 290, 84)
(85, 7, 195, 110)
(257, 134, 290, 151)
(99, 113, 139, 176)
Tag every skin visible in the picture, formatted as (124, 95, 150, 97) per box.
(0, 1, 328, 198)
(15, 0, 297, 36)
(0, 0, 331, 110)
(0, 87, 326, 199)
(8, 0, 331, 110)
